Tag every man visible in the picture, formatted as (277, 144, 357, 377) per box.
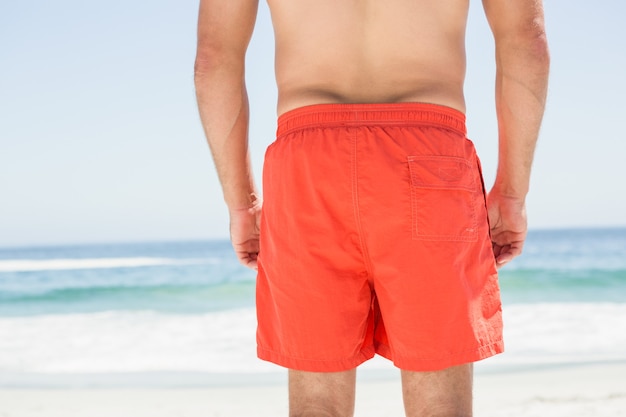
(194, 0, 549, 415)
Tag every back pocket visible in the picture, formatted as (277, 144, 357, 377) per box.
(408, 155, 478, 242)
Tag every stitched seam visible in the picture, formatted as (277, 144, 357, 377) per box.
(278, 120, 465, 140)
(384, 339, 504, 362)
(277, 106, 466, 133)
(257, 345, 376, 363)
(410, 174, 419, 240)
(351, 127, 374, 279)
(408, 155, 476, 192)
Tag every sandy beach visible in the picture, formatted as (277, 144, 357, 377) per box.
(1, 362, 624, 416)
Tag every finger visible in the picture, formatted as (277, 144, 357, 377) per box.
(495, 253, 512, 269)
(236, 251, 259, 271)
(244, 258, 258, 271)
(494, 243, 510, 267)
(492, 243, 502, 259)
(495, 242, 523, 267)
(506, 241, 524, 259)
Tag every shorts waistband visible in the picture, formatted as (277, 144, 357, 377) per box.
(276, 103, 467, 138)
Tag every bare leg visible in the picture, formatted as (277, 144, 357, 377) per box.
(289, 369, 357, 417)
(401, 363, 473, 417)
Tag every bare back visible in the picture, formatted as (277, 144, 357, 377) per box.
(267, 0, 470, 115)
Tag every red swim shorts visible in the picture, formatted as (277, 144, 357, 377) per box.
(256, 103, 503, 372)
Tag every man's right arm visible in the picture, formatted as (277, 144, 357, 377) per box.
(482, 0, 550, 267)
(195, 0, 261, 269)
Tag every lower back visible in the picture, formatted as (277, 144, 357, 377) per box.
(267, 0, 470, 115)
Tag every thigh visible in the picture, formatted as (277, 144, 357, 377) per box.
(289, 369, 357, 417)
(401, 364, 473, 417)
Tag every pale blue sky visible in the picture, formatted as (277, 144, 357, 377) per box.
(1, 0, 625, 247)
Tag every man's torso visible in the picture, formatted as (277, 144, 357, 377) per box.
(267, 0, 470, 115)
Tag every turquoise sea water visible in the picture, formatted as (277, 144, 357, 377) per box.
(0, 241, 255, 316)
(0, 228, 625, 381)
(500, 228, 626, 304)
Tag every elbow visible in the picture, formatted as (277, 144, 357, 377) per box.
(194, 47, 244, 88)
(528, 30, 550, 72)
(521, 11, 550, 65)
(520, 13, 550, 69)
(497, 29, 550, 74)
(194, 48, 219, 86)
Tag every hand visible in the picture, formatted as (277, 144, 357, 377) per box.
(486, 191, 528, 268)
(228, 195, 262, 270)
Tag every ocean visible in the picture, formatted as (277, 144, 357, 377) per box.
(1, 228, 625, 387)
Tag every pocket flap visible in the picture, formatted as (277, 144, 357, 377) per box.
(408, 156, 476, 192)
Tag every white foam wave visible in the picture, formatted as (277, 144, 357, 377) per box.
(0, 303, 625, 374)
(490, 302, 626, 367)
(0, 308, 274, 374)
(0, 257, 215, 272)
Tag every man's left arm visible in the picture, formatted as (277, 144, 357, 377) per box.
(194, 0, 261, 269)
(482, 0, 550, 267)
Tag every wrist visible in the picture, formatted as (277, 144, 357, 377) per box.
(490, 179, 529, 201)
(227, 192, 262, 213)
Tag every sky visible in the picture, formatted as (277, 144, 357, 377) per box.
(1, 0, 625, 247)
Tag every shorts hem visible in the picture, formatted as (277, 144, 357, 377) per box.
(257, 345, 376, 372)
(375, 339, 504, 372)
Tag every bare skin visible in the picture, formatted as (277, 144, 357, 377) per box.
(268, 0, 469, 115)
(195, 0, 549, 415)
